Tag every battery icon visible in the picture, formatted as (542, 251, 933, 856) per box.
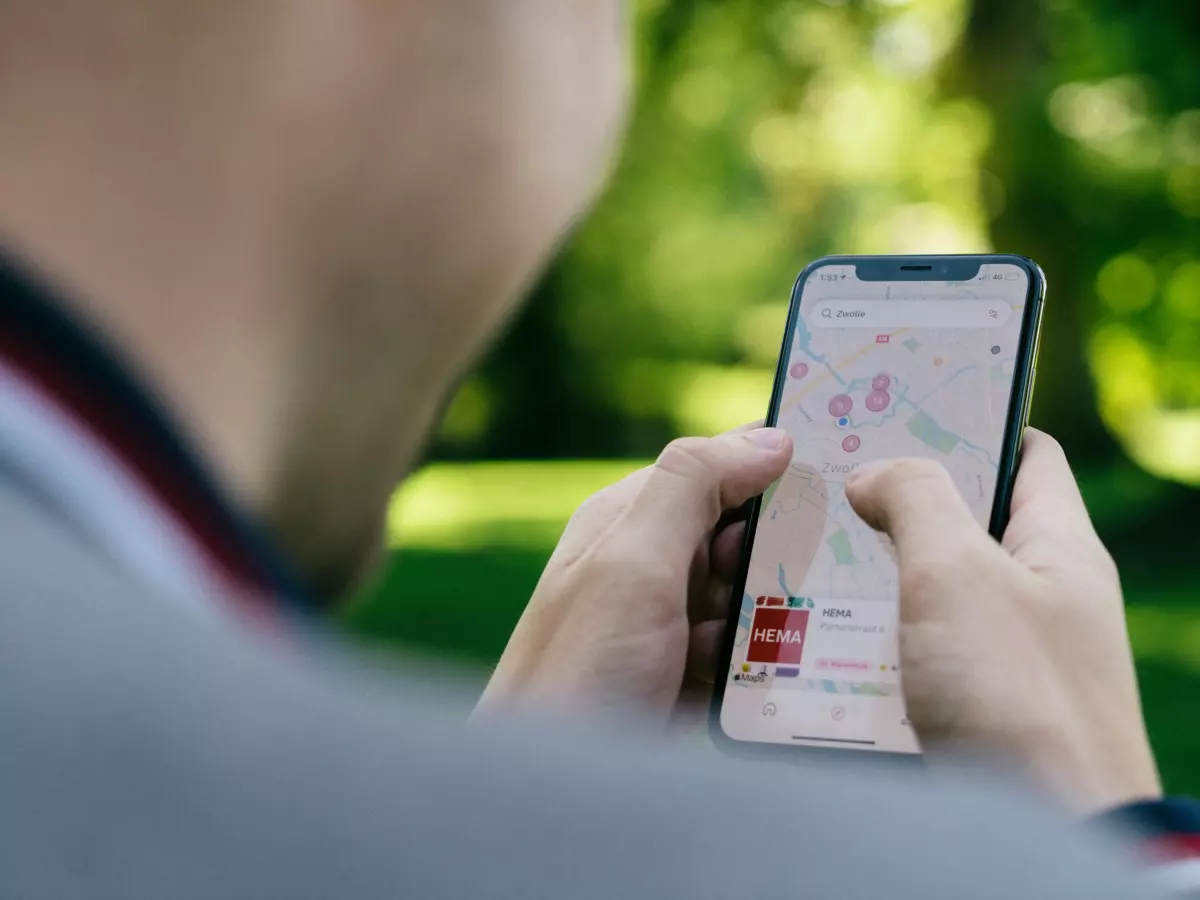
(1004, 273, 1020, 280)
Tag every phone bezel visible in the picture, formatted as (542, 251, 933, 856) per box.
(707, 253, 1047, 762)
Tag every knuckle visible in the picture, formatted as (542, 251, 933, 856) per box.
(654, 437, 711, 478)
(566, 467, 650, 528)
(567, 487, 610, 525)
(568, 481, 620, 523)
(652, 437, 723, 521)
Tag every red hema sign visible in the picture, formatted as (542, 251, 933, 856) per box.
(747, 607, 810, 665)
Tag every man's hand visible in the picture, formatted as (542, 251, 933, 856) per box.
(477, 425, 792, 728)
(845, 428, 1161, 814)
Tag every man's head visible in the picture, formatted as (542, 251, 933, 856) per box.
(0, 0, 627, 595)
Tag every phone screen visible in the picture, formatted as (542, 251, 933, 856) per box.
(717, 259, 1037, 753)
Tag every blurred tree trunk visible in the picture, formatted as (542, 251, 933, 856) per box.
(957, 0, 1120, 466)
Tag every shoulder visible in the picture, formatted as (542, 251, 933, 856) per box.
(0, 469, 159, 615)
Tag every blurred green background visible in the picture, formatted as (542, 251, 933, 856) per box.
(345, 0, 1200, 793)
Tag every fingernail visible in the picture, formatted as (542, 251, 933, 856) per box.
(746, 427, 787, 450)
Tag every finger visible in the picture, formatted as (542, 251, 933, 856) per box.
(689, 575, 732, 625)
(615, 429, 792, 563)
(687, 523, 739, 624)
(565, 422, 764, 532)
(845, 460, 1001, 623)
(1008, 429, 1092, 528)
(710, 520, 747, 584)
(845, 458, 983, 563)
(556, 424, 765, 555)
(724, 419, 765, 436)
(1003, 429, 1110, 569)
(710, 425, 770, 534)
(708, 428, 765, 529)
(685, 619, 726, 684)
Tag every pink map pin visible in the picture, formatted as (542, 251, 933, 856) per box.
(866, 390, 890, 412)
(828, 394, 853, 417)
(842, 435, 861, 453)
(872, 374, 891, 391)
(790, 362, 809, 379)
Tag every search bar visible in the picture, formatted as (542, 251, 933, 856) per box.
(810, 299, 1011, 329)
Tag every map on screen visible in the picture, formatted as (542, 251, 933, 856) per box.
(719, 261, 1031, 752)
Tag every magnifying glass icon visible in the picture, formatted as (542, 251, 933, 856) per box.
(821, 308, 832, 318)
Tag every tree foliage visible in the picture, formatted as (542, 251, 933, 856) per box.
(436, 0, 1200, 491)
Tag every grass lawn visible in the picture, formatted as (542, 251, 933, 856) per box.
(343, 459, 1200, 797)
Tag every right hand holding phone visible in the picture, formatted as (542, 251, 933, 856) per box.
(845, 428, 1161, 815)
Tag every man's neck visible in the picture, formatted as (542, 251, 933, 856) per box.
(0, 1, 531, 595)
(0, 264, 315, 611)
(0, 6, 304, 513)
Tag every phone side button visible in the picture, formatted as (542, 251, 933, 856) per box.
(1023, 367, 1037, 425)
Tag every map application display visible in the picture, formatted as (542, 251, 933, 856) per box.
(718, 260, 1035, 753)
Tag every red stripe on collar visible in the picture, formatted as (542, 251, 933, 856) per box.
(0, 254, 311, 616)
(1145, 834, 1200, 863)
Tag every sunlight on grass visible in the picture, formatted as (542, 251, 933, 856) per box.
(385, 462, 1200, 678)
(387, 460, 648, 550)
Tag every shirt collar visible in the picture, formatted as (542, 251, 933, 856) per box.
(0, 252, 314, 619)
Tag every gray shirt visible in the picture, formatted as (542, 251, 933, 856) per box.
(0, 463, 1160, 899)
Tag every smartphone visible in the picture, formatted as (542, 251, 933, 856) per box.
(709, 254, 1045, 759)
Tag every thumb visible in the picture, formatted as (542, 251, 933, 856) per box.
(621, 428, 793, 561)
(845, 459, 995, 611)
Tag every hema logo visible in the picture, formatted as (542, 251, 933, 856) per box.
(746, 608, 810, 665)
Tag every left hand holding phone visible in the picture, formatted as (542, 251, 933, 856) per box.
(476, 424, 792, 729)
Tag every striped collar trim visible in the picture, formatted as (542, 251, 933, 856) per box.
(0, 252, 312, 617)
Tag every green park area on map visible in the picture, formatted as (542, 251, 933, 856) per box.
(905, 410, 962, 455)
(827, 528, 857, 565)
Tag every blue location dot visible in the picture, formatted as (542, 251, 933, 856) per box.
(838, 416, 849, 428)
